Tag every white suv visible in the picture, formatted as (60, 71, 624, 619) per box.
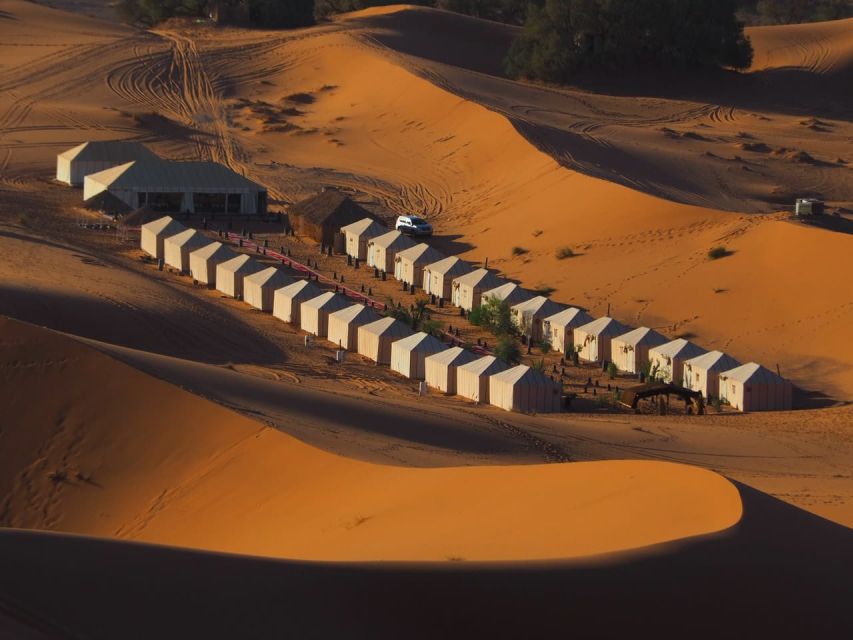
(395, 215, 433, 237)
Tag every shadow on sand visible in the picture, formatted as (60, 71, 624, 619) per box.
(0, 482, 850, 638)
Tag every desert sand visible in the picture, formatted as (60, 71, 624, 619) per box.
(1, 1, 852, 636)
(1, 1, 851, 399)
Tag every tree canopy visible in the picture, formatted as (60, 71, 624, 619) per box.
(504, 0, 754, 82)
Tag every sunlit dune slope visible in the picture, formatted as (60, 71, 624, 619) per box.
(748, 17, 853, 77)
(1, 0, 852, 398)
(0, 317, 741, 561)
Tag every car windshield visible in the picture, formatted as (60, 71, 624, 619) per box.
(409, 217, 427, 225)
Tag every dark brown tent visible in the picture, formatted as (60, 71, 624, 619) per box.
(288, 189, 380, 248)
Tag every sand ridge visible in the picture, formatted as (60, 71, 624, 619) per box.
(0, 316, 742, 562)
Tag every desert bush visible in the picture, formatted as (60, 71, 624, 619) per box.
(707, 246, 730, 260)
(511, 246, 528, 256)
(420, 318, 444, 337)
(495, 337, 521, 364)
(556, 246, 574, 259)
(473, 297, 514, 337)
(532, 358, 546, 372)
(607, 362, 618, 379)
(540, 338, 552, 354)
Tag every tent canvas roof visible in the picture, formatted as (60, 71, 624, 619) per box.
(453, 268, 503, 289)
(276, 279, 321, 298)
(651, 338, 705, 359)
(191, 241, 232, 260)
(86, 159, 264, 191)
(685, 350, 740, 371)
(340, 217, 385, 236)
(166, 228, 207, 248)
(511, 296, 563, 316)
(395, 243, 444, 264)
(141, 216, 185, 235)
(457, 355, 509, 376)
(719, 362, 785, 384)
(301, 291, 348, 311)
(544, 307, 592, 328)
(425, 256, 468, 276)
(491, 364, 553, 386)
(244, 267, 288, 287)
(368, 230, 411, 249)
(392, 332, 445, 353)
(288, 190, 377, 226)
(58, 140, 158, 162)
(218, 254, 258, 274)
(330, 304, 379, 323)
(613, 326, 666, 346)
(576, 316, 629, 337)
(483, 282, 529, 301)
(360, 316, 411, 337)
(425, 346, 477, 367)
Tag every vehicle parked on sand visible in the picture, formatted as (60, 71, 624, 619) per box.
(395, 215, 433, 237)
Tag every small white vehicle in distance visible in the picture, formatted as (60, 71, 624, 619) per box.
(395, 215, 433, 237)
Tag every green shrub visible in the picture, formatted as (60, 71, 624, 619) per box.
(467, 305, 486, 326)
(495, 337, 521, 364)
(540, 338, 552, 354)
(607, 362, 618, 379)
(556, 246, 574, 259)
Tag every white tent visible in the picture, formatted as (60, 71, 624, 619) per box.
(84, 159, 267, 214)
(451, 269, 505, 310)
(341, 217, 386, 261)
(456, 355, 509, 404)
(574, 317, 631, 362)
(272, 279, 322, 325)
(424, 347, 479, 394)
(543, 307, 593, 354)
(510, 296, 564, 342)
(57, 140, 158, 186)
(140, 216, 185, 260)
(189, 242, 235, 286)
(393, 243, 445, 285)
(481, 282, 533, 308)
(684, 351, 742, 400)
(367, 230, 414, 273)
(390, 332, 446, 380)
(648, 339, 707, 385)
(243, 267, 291, 311)
(423, 257, 471, 301)
(163, 229, 210, 273)
(357, 317, 413, 365)
(489, 365, 562, 413)
(718, 362, 793, 412)
(300, 292, 351, 338)
(610, 327, 668, 374)
(215, 254, 263, 299)
(327, 304, 381, 350)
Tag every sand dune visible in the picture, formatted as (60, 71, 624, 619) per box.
(1, 484, 851, 639)
(0, 316, 741, 561)
(2, 0, 851, 398)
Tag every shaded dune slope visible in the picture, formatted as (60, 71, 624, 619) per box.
(1, 482, 852, 639)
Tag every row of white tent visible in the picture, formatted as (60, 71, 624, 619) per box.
(142, 216, 562, 414)
(337, 217, 793, 412)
